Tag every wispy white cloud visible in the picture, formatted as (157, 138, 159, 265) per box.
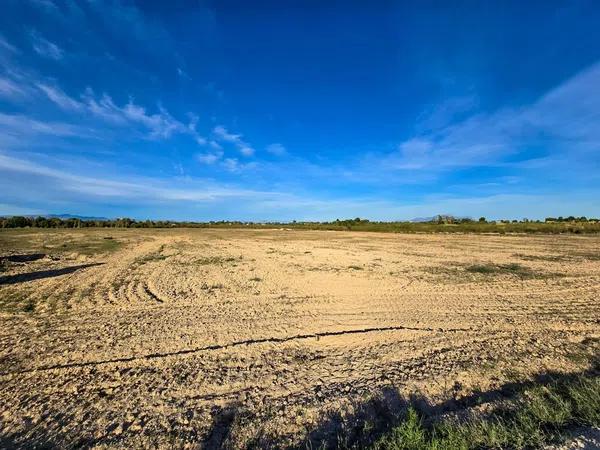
(0, 152, 279, 203)
(213, 125, 241, 143)
(0, 112, 85, 138)
(392, 61, 600, 170)
(1, 151, 598, 220)
(186, 113, 207, 145)
(29, 30, 64, 60)
(415, 95, 479, 133)
(238, 146, 255, 156)
(0, 77, 28, 101)
(222, 158, 240, 172)
(209, 140, 223, 151)
(36, 82, 208, 143)
(27, 0, 59, 13)
(266, 143, 287, 156)
(196, 138, 227, 165)
(196, 152, 222, 164)
(36, 83, 83, 111)
(176, 67, 191, 80)
(213, 125, 255, 156)
(0, 34, 18, 54)
(0, 202, 43, 216)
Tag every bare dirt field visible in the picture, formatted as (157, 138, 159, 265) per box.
(0, 228, 599, 448)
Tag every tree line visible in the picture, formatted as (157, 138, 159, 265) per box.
(1, 215, 599, 233)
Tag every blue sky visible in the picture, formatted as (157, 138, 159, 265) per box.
(1, 0, 599, 221)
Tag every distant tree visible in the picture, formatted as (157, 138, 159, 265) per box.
(34, 216, 48, 228)
(6, 216, 30, 228)
(478, 217, 486, 223)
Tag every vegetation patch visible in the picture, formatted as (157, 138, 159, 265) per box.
(372, 373, 600, 450)
(194, 256, 241, 265)
(465, 263, 549, 279)
(0, 230, 123, 258)
(134, 252, 168, 265)
(573, 252, 600, 261)
(52, 236, 122, 256)
(513, 253, 571, 262)
(132, 245, 167, 265)
(424, 262, 563, 282)
(0, 288, 35, 313)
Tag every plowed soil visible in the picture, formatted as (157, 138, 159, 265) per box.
(1, 229, 599, 448)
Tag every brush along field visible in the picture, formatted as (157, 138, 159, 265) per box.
(0, 228, 599, 448)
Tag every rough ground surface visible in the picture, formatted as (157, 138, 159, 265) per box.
(545, 428, 600, 450)
(0, 229, 599, 448)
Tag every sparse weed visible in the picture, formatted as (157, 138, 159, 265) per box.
(21, 298, 36, 312)
(0, 289, 35, 313)
(573, 252, 600, 261)
(135, 251, 168, 265)
(194, 256, 240, 265)
(464, 262, 561, 279)
(513, 253, 569, 262)
(372, 374, 600, 450)
(201, 282, 225, 290)
(465, 262, 528, 275)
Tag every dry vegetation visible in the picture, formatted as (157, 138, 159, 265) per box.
(0, 228, 599, 448)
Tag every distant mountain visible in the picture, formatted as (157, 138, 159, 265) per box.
(410, 214, 473, 223)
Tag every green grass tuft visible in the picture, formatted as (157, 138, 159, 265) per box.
(372, 374, 600, 450)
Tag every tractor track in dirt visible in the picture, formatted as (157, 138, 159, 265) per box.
(0, 324, 474, 376)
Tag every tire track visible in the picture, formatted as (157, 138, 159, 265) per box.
(143, 283, 164, 304)
(0, 324, 472, 376)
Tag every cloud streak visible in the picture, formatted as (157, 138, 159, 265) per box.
(29, 30, 64, 60)
(213, 125, 255, 156)
(0, 153, 275, 203)
(0, 112, 86, 138)
(266, 143, 287, 156)
(0, 77, 28, 101)
(36, 83, 208, 143)
(0, 34, 18, 54)
(2, 151, 596, 221)
(391, 62, 600, 171)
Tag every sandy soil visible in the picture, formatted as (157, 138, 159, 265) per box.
(545, 427, 600, 450)
(0, 229, 599, 448)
